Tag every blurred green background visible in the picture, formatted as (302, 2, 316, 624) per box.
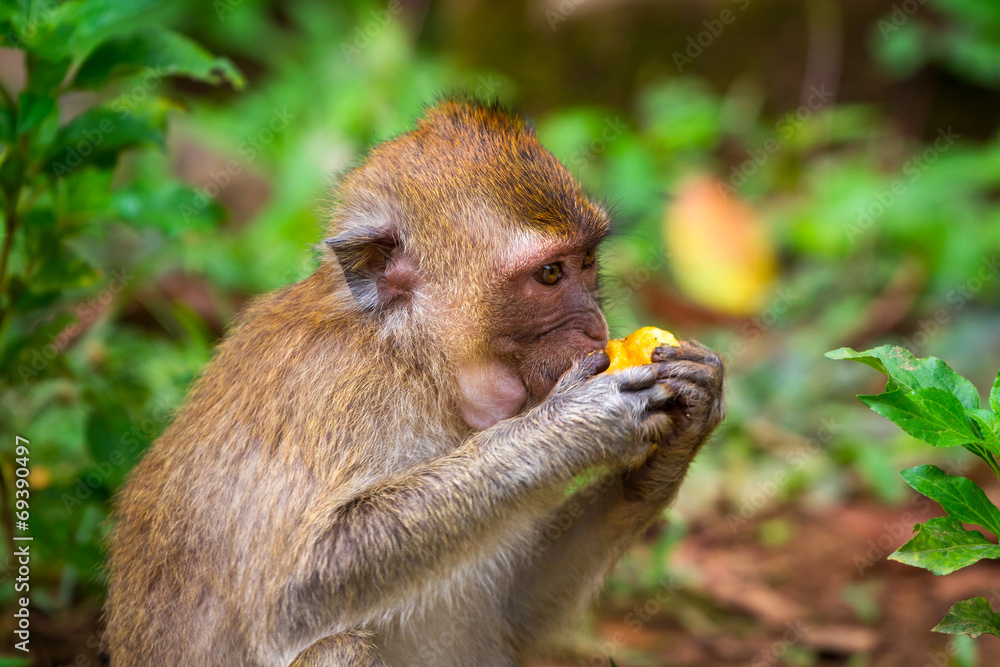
(1, 0, 1000, 665)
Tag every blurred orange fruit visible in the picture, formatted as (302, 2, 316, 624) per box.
(663, 176, 776, 315)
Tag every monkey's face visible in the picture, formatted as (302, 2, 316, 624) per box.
(494, 243, 607, 400)
(452, 235, 608, 431)
(325, 100, 614, 431)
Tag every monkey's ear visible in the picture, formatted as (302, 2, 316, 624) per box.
(324, 230, 418, 311)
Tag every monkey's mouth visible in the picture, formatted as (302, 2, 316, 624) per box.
(523, 362, 569, 404)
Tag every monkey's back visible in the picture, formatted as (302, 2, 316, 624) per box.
(103, 273, 501, 665)
(104, 277, 373, 664)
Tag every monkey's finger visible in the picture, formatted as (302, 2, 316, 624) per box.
(629, 380, 676, 412)
(639, 411, 673, 445)
(656, 377, 724, 433)
(652, 359, 723, 391)
(656, 378, 710, 408)
(651, 341, 724, 372)
(555, 351, 611, 391)
(613, 364, 662, 392)
(580, 350, 611, 376)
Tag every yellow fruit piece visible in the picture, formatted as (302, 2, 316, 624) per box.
(605, 326, 680, 373)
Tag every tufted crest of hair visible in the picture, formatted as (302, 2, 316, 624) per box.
(322, 98, 610, 338)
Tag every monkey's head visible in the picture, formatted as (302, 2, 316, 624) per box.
(324, 99, 610, 430)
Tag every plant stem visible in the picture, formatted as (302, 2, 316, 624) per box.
(0, 79, 14, 110)
(0, 185, 19, 334)
(985, 452, 1000, 481)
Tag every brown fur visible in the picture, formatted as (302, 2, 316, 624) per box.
(104, 99, 724, 666)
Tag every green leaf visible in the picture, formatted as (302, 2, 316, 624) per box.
(15, 91, 55, 136)
(991, 369, 1000, 415)
(25, 53, 72, 95)
(85, 405, 135, 486)
(44, 107, 163, 177)
(901, 465, 1000, 536)
(73, 28, 244, 90)
(24, 0, 166, 62)
(0, 656, 32, 666)
(858, 387, 979, 448)
(0, 106, 14, 143)
(111, 181, 224, 234)
(933, 597, 1000, 638)
(968, 410, 1000, 455)
(827, 345, 980, 410)
(890, 517, 1000, 575)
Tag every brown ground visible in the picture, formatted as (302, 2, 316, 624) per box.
(531, 499, 1000, 667)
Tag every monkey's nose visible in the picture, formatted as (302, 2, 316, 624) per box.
(583, 313, 609, 346)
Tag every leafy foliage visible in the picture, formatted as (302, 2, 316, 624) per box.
(0, 0, 240, 608)
(829, 346, 1000, 639)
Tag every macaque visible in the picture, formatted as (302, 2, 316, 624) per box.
(104, 99, 724, 666)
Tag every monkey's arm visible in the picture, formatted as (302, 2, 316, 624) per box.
(505, 343, 724, 654)
(285, 363, 668, 632)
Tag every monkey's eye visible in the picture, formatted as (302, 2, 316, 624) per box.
(582, 247, 597, 269)
(535, 264, 563, 285)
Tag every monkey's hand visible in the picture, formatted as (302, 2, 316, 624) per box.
(620, 341, 725, 505)
(537, 352, 685, 474)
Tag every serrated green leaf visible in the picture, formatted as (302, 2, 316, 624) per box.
(73, 28, 244, 90)
(933, 597, 1000, 638)
(44, 107, 163, 177)
(890, 517, 1000, 575)
(827, 345, 980, 409)
(968, 410, 1000, 455)
(827, 346, 889, 374)
(901, 465, 1000, 536)
(859, 387, 978, 448)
